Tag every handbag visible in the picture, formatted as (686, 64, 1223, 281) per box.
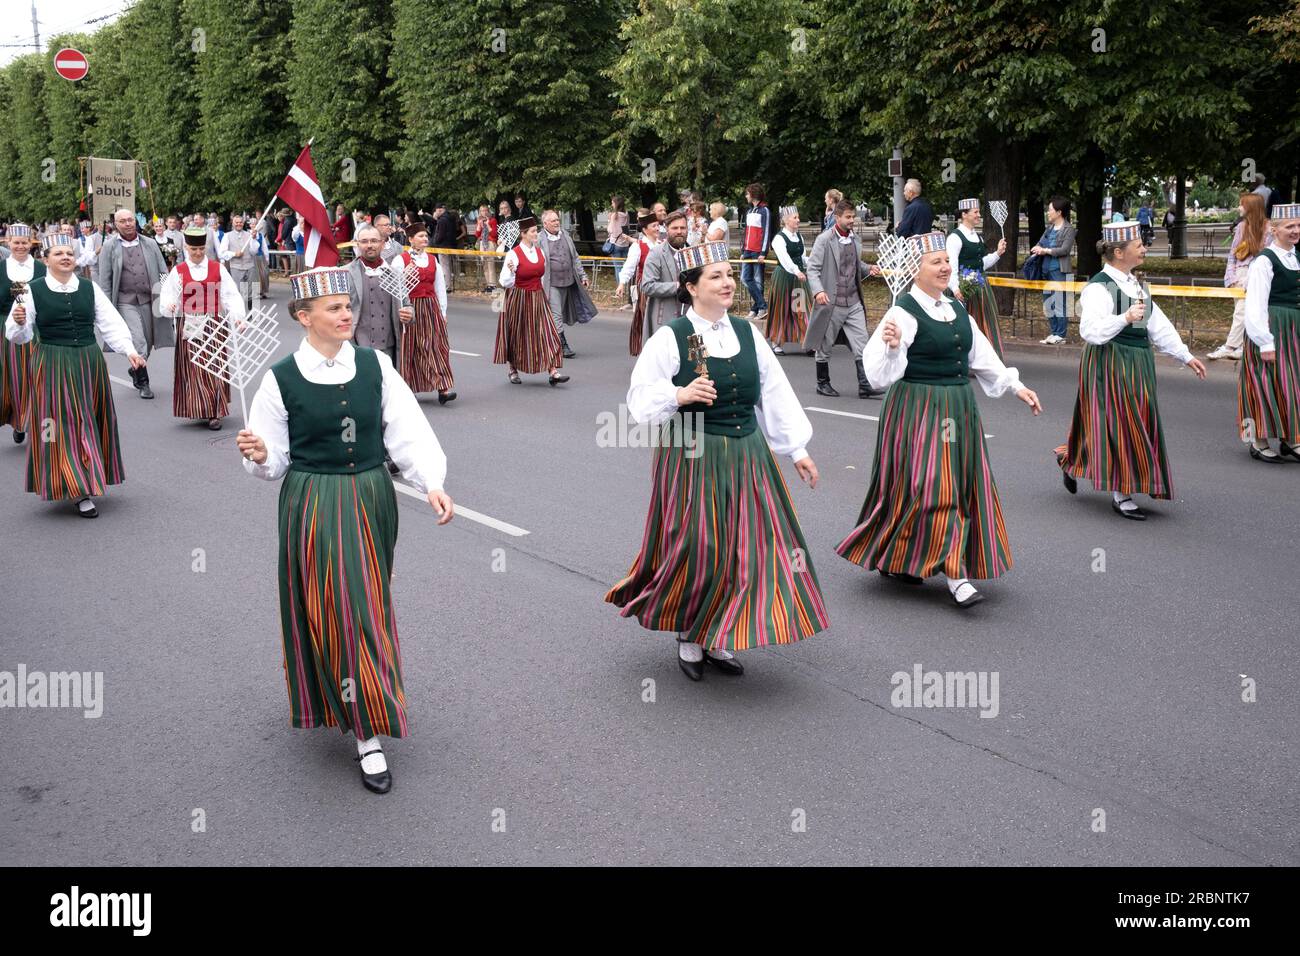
(1021, 253, 1044, 282)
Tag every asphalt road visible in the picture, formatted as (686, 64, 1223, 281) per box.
(1, 284, 1295, 866)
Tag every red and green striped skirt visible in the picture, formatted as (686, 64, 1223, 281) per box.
(837, 380, 1011, 579)
(277, 463, 409, 740)
(1061, 341, 1172, 498)
(1237, 305, 1300, 444)
(765, 269, 810, 344)
(400, 296, 455, 393)
(24, 341, 124, 500)
(0, 335, 33, 433)
(173, 316, 230, 420)
(605, 426, 829, 651)
(629, 294, 648, 356)
(494, 286, 562, 374)
(966, 281, 1003, 358)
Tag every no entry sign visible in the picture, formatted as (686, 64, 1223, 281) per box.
(53, 48, 88, 82)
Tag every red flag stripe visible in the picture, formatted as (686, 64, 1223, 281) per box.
(275, 145, 338, 268)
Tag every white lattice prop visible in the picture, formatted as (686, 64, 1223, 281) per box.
(875, 234, 922, 305)
(187, 305, 282, 424)
(497, 220, 520, 249)
(988, 200, 1009, 231)
(378, 262, 420, 300)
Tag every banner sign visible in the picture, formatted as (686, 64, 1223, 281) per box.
(88, 157, 137, 225)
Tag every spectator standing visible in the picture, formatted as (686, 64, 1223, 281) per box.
(741, 182, 771, 319)
(1208, 191, 1271, 361)
(823, 189, 843, 232)
(706, 202, 730, 245)
(1031, 196, 1077, 344)
(602, 195, 631, 262)
(475, 203, 499, 291)
(894, 179, 934, 238)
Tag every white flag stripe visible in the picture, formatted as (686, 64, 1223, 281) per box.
(286, 164, 325, 206)
(304, 229, 320, 268)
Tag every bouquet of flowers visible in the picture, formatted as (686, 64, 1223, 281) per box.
(957, 267, 985, 302)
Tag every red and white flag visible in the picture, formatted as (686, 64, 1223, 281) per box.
(274, 144, 338, 268)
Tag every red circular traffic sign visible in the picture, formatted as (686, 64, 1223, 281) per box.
(53, 48, 88, 82)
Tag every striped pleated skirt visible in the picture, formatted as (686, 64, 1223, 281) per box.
(837, 380, 1011, 580)
(494, 286, 562, 374)
(1061, 341, 1172, 498)
(1238, 305, 1299, 444)
(605, 426, 829, 651)
(967, 281, 1003, 358)
(400, 296, 454, 393)
(765, 270, 811, 344)
(25, 342, 124, 500)
(0, 336, 33, 433)
(628, 294, 648, 356)
(173, 317, 230, 420)
(277, 464, 409, 740)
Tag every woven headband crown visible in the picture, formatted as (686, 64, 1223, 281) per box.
(909, 231, 947, 256)
(290, 267, 352, 299)
(675, 240, 730, 275)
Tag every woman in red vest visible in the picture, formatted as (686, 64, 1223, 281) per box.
(391, 222, 456, 404)
(494, 216, 568, 385)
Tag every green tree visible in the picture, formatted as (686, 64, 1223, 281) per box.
(4, 55, 62, 221)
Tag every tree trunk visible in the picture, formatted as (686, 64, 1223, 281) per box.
(1024, 163, 1044, 253)
(1170, 170, 1187, 259)
(574, 205, 595, 243)
(1076, 142, 1106, 276)
(982, 134, 1023, 314)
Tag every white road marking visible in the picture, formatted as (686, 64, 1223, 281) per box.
(109, 375, 134, 388)
(392, 480, 529, 536)
(449, 349, 481, 357)
(805, 405, 993, 438)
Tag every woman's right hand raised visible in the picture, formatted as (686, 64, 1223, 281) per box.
(676, 375, 716, 406)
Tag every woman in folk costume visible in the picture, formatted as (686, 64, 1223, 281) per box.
(1238, 202, 1300, 463)
(4, 232, 145, 518)
(947, 197, 1007, 358)
(837, 231, 1042, 608)
(494, 216, 568, 386)
(236, 267, 454, 795)
(606, 241, 828, 680)
(764, 205, 813, 355)
(616, 210, 660, 356)
(159, 227, 243, 430)
(1054, 221, 1207, 517)
(0, 223, 44, 444)
(391, 221, 456, 405)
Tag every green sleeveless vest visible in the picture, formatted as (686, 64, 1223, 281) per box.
(272, 346, 386, 474)
(669, 315, 759, 437)
(1261, 249, 1300, 310)
(782, 232, 805, 271)
(1087, 272, 1149, 348)
(0, 259, 45, 316)
(898, 294, 972, 385)
(949, 228, 987, 273)
(28, 274, 96, 347)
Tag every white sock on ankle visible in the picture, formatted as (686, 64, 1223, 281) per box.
(356, 736, 386, 775)
(706, 648, 734, 661)
(1112, 492, 1138, 511)
(678, 642, 703, 663)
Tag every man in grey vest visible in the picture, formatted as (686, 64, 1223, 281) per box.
(346, 225, 412, 364)
(540, 209, 587, 359)
(802, 200, 883, 398)
(218, 213, 256, 310)
(639, 209, 690, 335)
(372, 214, 405, 263)
(97, 207, 174, 399)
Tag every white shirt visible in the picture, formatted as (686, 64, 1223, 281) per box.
(1078, 264, 1193, 364)
(218, 229, 254, 264)
(243, 338, 447, 493)
(5, 273, 136, 354)
(4, 255, 35, 283)
(618, 238, 661, 287)
(707, 217, 730, 244)
(862, 288, 1025, 397)
(76, 233, 100, 267)
(772, 229, 802, 275)
(498, 243, 542, 291)
(946, 225, 1000, 292)
(1244, 242, 1299, 352)
(390, 250, 448, 314)
(159, 258, 248, 327)
(627, 308, 812, 463)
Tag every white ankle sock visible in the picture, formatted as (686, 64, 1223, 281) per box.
(1112, 492, 1138, 511)
(945, 576, 968, 595)
(356, 736, 386, 775)
(77, 497, 95, 513)
(706, 648, 734, 661)
(677, 642, 703, 663)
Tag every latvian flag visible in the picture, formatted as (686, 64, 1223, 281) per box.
(274, 144, 338, 267)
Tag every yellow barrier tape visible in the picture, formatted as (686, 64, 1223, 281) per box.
(986, 276, 1242, 299)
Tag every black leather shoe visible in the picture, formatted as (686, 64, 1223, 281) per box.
(879, 569, 923, 586)
(77, 499, 97, 518)
(560, 333, 576, 359)
(1277, 442, 1300, 463)
(437, 389, 457, 405)
(208, 418, 222, 431)
(704, 652, 744, 676)
(136, 368, 154, 400)
(815, 381, 839, 397)
(12, 430, 24, 444)
(1111, 500, 1146, 520)
(858, 383, 884, 399)
(1062, 470, 1078, 494)
(677, 653, 704, 681)
(356, 752, 392, 795)
(1249, 445, 1284, 463)
(815, 360, 838, 397)
(548, 373, 570, 386)
(508, 370, 522, 384)
(951, 584, 985, 608)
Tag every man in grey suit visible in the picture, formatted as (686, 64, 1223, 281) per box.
(347, 225, 412, 364)
(639, 210, 690, 337)
(802, 200, 883, 398)
(540, 209, 588, 359)
(97, 207, 174, 399)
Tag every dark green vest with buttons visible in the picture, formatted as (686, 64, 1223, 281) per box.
(949, 229, 987, 273)
(1086, 272, 1149, 348)
(898, 293, 972, 385)
(272, 346, 385, 474)
(1261, 249, 1300, 310)
(27, 273, 96, 347)
(782, 233, 805, 271)
(669, 316, 759, 437)
(0, 259, 45, 316)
